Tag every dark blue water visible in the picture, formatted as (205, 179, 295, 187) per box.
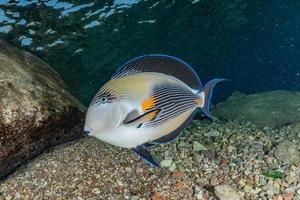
(1, 0, 299, 105)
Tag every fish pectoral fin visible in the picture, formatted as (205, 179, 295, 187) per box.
(132, 145, 160, 167)
(124, 109, 160, 128)
(123, 109, 140, 124)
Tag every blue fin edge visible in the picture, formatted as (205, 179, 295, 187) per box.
(200, 78, 227, 119)
(132, 146, 160, 168)
(114, 54, 202, 88)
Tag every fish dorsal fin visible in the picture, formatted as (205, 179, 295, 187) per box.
(112, 54, 202, 92)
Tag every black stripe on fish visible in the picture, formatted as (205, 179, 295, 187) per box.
(91, 90, 117, 105)
(146, 102, 196, 127)
(143, 83, 198, 127)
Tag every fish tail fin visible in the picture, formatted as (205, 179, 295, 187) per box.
(197, 78, 226, 119)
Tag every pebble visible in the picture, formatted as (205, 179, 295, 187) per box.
(274, 141, 300, 164)
(5, 195, 12, 200)
(192, 153, 203, 163)
(259, 177, 267, 186)
(214, 184, 240, 200)
(178, 142, 190, 148)
(194, 186, 205, 200)
(202, 150, 215, 160)
(285, 172, 297, 185)
(125, 167, 132, 172)
(205, 130, 220, 138)
(129, 195, 139, 200)
(263, 180, 280, 197)
(92, 188, 101, 194)
(210, 178, 219, 186)
(0, 120, 299, 199)
(268, 162, 280, 169)
(160, 159, 173, 168)
(282, 193, 294, 200)
(193, 141, 207, 151)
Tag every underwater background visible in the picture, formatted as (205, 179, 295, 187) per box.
(1, 1, 300, 199)
(1, 0, 300, 105)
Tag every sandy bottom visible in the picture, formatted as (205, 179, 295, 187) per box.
(0, 119, 299, 200)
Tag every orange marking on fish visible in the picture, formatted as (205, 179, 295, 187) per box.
(141, 96, 156, 112)
(195, 97, 203, 105)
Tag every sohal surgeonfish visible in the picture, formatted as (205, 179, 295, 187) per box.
(84, 54, 225, 167)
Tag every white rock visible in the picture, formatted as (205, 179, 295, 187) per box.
(160, 159, 173, 167)
(214, 184, 240, 200)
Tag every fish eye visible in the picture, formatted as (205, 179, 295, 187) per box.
(100, 97, 107, 103)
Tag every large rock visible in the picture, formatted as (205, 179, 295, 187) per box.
(213, 90, 300, 128)
(0, 40, 86, 178)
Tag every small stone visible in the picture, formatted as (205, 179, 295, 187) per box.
(268, 162, 279, 169)
(193, 141, 207, 151)
(263, 180, 280, 197)
(160, 159, 173, 168)
(15, 193, 21, 198)
(244, 185, 252, 193)
(168, 162, 177, 171)
(210, 178, 219, 186)
(202, 150, 215, 160)
(274, 194, 284, 200)
(77, 183, 84, 191)
(92, 188, 101, 194)
(259, 176, 267, 186)
(284, 171, 297, 184)
(151, 192, 164, 200)
(274, 141, 300, 164)
(205, 130, 220, 138)
(219, 157, 230, 167)
(282, 193, 293, 200)
(125, 167, 132, 172)
(129, 195, 139, 200)
(214, 184, 240, 200)
(194, 186, 205, 200)
(5, 195, 12, 200)
(193, 153, 203, 163)
(136, 167, 143, 173)
(178, 142, 190, 148)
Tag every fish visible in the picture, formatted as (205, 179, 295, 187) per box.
(84, 54, 225, 167)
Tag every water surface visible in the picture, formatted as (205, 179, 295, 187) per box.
(0, 0, 299, 105)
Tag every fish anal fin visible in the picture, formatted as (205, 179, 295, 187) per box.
(132, 145, 160, 167)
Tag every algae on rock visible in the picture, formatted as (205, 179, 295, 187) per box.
(0, 40, 86, 178)
(213, 90, 300, 128)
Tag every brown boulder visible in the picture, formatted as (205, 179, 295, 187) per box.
(0, 40, 86, 178)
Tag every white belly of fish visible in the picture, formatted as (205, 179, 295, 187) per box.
(94, 126, 156, 148)
(93, 109, 194, 148)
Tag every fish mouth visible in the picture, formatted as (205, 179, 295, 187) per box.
(84, 126, 94, 136)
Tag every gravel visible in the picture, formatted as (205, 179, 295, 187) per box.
(0, 119, 299, 200)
